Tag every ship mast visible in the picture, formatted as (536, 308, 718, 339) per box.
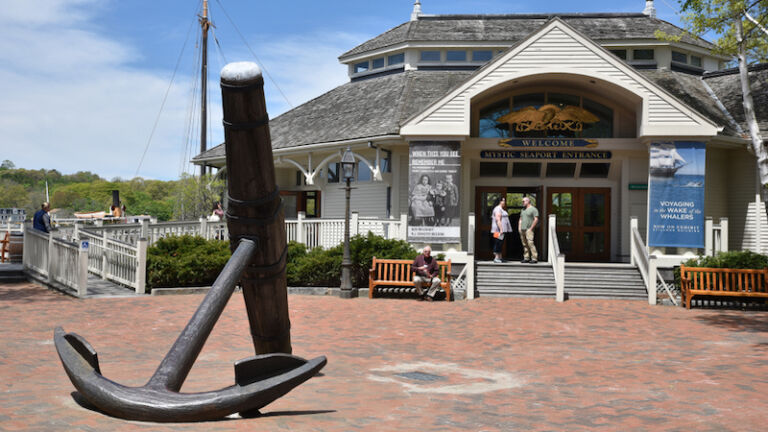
(199, 0, 210, 178)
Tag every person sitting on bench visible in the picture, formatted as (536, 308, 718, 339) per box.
(412, 245, 440, 301)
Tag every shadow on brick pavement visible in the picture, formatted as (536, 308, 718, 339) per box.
(1, 281, 767, 431)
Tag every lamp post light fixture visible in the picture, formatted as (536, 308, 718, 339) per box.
(339, 147, 357, 298)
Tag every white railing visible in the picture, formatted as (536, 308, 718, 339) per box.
(78, 229, 147, 294)
(24, 228, 88, 296)
(1, 222, 24, 234)
(631, 217, 668, 305)
(548, 214, 566, 302)
(466, 213, 476, 299)
(286, 212, 407, 249)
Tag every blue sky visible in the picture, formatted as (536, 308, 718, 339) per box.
(0, 0, 689, 181)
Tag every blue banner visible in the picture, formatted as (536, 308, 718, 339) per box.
(648, 141, 706, 248)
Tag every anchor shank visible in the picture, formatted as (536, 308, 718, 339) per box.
(147, 239, 257, 391)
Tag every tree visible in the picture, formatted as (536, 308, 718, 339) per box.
(0, 160, 15, 170)
(676, 0, 768, 193)
(172, 174, 225, 221)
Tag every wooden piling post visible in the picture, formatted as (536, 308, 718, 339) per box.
(220, 62, 291, 354)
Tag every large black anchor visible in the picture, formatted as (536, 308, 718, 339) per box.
(55, 239, 326, 422)
(55, 61, 326, 422)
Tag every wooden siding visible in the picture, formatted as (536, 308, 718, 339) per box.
(705, 147, 729, 220)
(419, 26, 698, 127)
(726, 149, 760, 252)
(322, 182, 389, 219)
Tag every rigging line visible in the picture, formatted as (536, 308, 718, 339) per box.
(180, 31, 203, 178)
(212, 27, 229, 65)
(135, 4, 200, 179)
(214, 0, 294, 108)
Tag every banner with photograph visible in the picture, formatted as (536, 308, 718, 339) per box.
(408, 141, 461, 244)
(648, 141, 706, 248)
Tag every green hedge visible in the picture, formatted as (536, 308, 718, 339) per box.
(146, 235, 231, 289)
(147, 233, 420, 289)
(674, 250, 768, 289)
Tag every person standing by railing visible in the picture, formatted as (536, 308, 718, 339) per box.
(519, 197, 539, 264)
(33, 202, 52, 233)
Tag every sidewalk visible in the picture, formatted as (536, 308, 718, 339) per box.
(0, 281, 766, 431)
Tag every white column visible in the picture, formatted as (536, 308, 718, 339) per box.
(200, 217, 208, 239)
(467, 212, 475, 254)
(46, 231, 54, 282)
(466, 253, 475, 300)
(136, 238, 148, 294)
(140, 219, 149, 243)
(399, 213, 408, 240)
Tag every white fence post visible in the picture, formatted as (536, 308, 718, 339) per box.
(468, 212, 475, 254)
(648, 255, 657, 305)
(720, 218, 729, 252)
(630, 217, 638, 267)
(101, 231, 108, 280)
(297, 211, 305, 245)
(140, 219, 149, 241)
(136, 238, 148, 294)
(47, 231, 54, 283)
(399, 213, 408, 240)
(199, 217, 207, 239)
(704, 217, 713, 256)
(351, 212, 359, 236)
(77, 240, 88, 297)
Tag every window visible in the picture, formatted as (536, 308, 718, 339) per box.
(579, 163, 611, 178)
(327, 163, 340, 183)
(354, 61, 369, 73)
(691, 55, 702, 67)
(357, 163, 372, 182)
(472, 50, 493, 62)
(295, 170, 303, 186)
(381, 149, 392, 173)
(372, 57, 385, 69)
(546, 163, 576, 177)
(479, 162, 508, 177)
(446, 50, 467, 61)
(633, 49, 654, 60)
(672, 51, 687, 63)
(420, 50, 441, 61)
(512, 163, 541, 177)
(582, 98, 613, 138)
(388, 53, 404, 65)
(478, 100, 510, 138)
(609, 49, 627, 60)
(304, 191, 320, 218)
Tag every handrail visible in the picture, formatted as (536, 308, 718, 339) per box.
(548, 214, 565, 302)
(630, 217, 663, 305)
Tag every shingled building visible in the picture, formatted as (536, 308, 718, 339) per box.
(194, 1, 768, 284)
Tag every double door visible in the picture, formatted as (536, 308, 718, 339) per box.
(474, 187, 541, 261)
(548, 187, 610, 262)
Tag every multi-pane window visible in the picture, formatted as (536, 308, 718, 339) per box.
(446, 50, 467, 61)
(372, 58, 385, 69)
(388, 53, 405, 65)
(472, 50, 493, 61)
(420, 50, 441, 61)
(609, 49, 627, 60)
(672, 51, 687, 63)
(354, 61, 369, 73)
(633, 49, 654, 60)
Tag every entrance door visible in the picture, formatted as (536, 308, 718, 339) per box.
(548, 188, 610, 261)
(475, 187, 541, 260)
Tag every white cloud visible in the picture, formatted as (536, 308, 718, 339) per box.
(0, 1, 360, 181)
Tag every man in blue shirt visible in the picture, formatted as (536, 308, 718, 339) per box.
(32, 202, 52, 233)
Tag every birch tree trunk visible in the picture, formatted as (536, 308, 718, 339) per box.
(736, 19, 768, 199)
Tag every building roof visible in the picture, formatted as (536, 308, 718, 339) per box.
(703, 64, 768, 136)
(192, 70, 474, 162)
(340, 14, 715, 60)
(193, 66, 751, 165)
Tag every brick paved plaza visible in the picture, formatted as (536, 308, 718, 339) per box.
(1, 281, 767, 431)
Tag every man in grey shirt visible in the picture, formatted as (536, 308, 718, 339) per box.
(518, 197, 539, 263)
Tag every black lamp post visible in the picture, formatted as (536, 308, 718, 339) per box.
(339, 147, 357, 298)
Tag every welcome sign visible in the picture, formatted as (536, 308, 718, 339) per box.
(647, 141, 706, 248)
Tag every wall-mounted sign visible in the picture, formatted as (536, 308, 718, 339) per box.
(480, 150, 612, 160)
(648, 141, 706, 248)
(497, 104, 599, 132)
(408, 141, 461, 244)
(498, 138, 598, 148)
(628, 183, 648, 190)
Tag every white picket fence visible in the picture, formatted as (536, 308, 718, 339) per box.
(24, 228, 89, 296)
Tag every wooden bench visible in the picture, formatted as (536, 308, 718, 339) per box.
(680, 265, 768, 309)
(0, 232, 9, 263)
(369, 257, 452, 301)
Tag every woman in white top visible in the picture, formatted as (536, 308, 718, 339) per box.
(491, 196, 513, 263)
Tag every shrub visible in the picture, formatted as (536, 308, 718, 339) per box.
(146, 235, 231, 289)
(674, 250, 768, 289)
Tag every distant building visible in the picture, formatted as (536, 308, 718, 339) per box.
(193, 1, 768, 263)
(0, 208, 26, 224)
